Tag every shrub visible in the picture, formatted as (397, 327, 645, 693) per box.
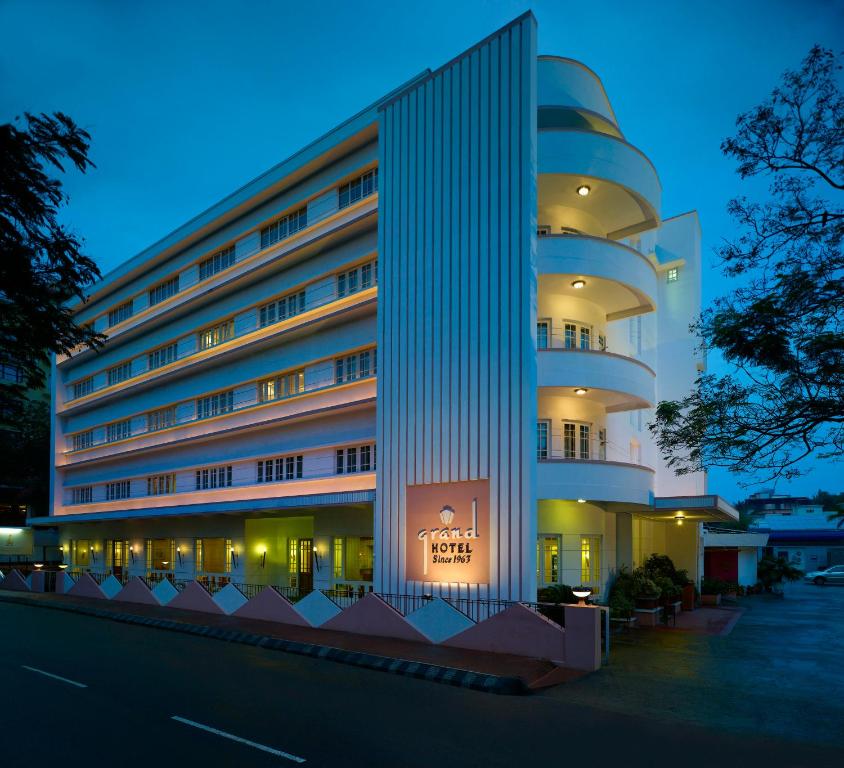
(757, 556, 803, 590)
(701, 577, 731, 595)
(537, 583, 577, 605)
(608, 591, 635, 619)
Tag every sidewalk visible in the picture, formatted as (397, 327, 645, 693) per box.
(0, 590, 582, 694)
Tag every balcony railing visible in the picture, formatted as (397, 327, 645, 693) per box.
(537, 433, 646, 466)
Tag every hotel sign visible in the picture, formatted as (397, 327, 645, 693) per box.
(405, 480, 490, 584)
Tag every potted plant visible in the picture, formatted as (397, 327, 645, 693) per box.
(700, 577, 728, 605)
(632, 572, 662, 609)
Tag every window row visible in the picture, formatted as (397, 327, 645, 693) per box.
(108, 301, 133, 328)
(258, 290, 306, 328)
(337, 261, 375, 299)
(536, 320, 606, 351)
(107, 361, 132, 386)
(199, 246, 236, 282)
(536, 421, 606, 461)
(257, 455, 304, 483)
(260, 206, 308, 250)
(195, 465, 233, 490)
(335, 349, 376, 384)
(536, 534, 601, 587)
(335, 444, 376, 474)
(338, 168, 378, 210)
(148, 276, 180, 307)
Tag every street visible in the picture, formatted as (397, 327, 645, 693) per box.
(1, 596, 841, 767)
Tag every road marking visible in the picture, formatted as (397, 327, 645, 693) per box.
(171, 715, 306, 763)
(21, 665, 88, 689)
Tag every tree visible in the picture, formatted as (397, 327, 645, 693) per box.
(0, 400, 50, 515)
(0, 112, 103, 418)
(651, 46, 844, 483)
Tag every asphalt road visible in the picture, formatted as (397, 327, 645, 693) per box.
(0, 600, 839, 767)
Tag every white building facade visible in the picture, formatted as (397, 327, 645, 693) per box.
(41, 14, 736, 603)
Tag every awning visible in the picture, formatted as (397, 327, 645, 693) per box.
(650, 495, 739, 523)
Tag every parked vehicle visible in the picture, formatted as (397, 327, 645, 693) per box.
(804, 565, 844, 586)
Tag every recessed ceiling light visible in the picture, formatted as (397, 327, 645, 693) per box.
(571, 279, 586, 289)
(574, 387, 588, 395)
(577, 185, 591, 197)
(577, 498, 587, 504)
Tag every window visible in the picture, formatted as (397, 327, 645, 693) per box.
(537, 320, 549, 350)
(0, 362, 24, 383)
(537, 421, 549, 460)
(198, 319, 234, 350)
(538, 536, 560, 584)
(106, 480, 131, 501)
(148, 276, 179, 306)
(72, 486, 92, 504)
(335, 349, 376, 384)
(335, 445, 375, 474)
(257, 454, 303, 483)
(72, 539, 91, 567)
(195, 465, 233, 490)
(73, 430, 94, 451)
(147, 406, 176, 432)
(563, 321, 593, 350)
(579, 424, 591, 460)
(667, 267, 679, 283)
(564, 323, 576, 349)
(73, 377, 94, 399)
(199, 246, 236, 281)
(106, 420, 131, 443)
(147, 473, 176, 496)
(580, 326, 591, 350)
(581, 536, 601, 586)
(107, 361, 132, 386)
(260, 206, 308, 249)
(148, 343, 177, 370)
(146, 538, 175, 571)
(563, 423, 576, 459)
(333, 537, 344, 580)
(337, 260, 377, 298)
(196, 390, 234, 420)
(107, 301, 133, 327)
(258, 369, 305, 403)
(258, 290, 306, 328)
(196, 538, 231, 574)
(338, 168, 378, 209)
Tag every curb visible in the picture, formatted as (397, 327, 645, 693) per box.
(0, 593, 526, 696)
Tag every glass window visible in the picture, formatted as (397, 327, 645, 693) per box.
(540, 536, 560, 584)
(563, 423, 576, 458)
(198, 319, 234, 350)
(580, 327, 591, 350)
(73, 430, 94, 451)
(260, 207, 308, 249)
(107, 361, 132, 386)
(73, 539, 91, 567)
(537, 321, 549, 350)
(537, 421, 549, 460)
(73, 377, 94, 399)
(333, 537, 344, 580)
(581, 536, 601, 586)
(148, 538, 175, 571)
(148, 276, 179, 306)
(344, 536, 374, 581)
(199, 246, 236, 281)
(667, 267, 679, 282)
(196, 390, 234, 420)
(338, 169, 378, 210)
(148, 343, 177, 370)
(107, 301, 133, 327)
(106, 420, 131, 443)
(579, 424, 591, 459)
(147, 406, 176, 432)
(564, 323, 576, 349)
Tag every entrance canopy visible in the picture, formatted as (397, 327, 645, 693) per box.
(650, 495, 739, 524)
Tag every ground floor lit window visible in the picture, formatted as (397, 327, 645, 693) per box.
(536, 535, 560, 584)
(195, 538, 232, 574)
(580, 535, 601, 587)
(333, 537, 344, 580)
(146, 538, 175, 571)
(71, 539, 91, 567)
(344, 536, 374, 582)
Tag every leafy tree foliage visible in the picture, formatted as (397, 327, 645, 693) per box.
(0, 112, 103, 418)
(0, 400, 50, 515)
(652, 47, 843, 483)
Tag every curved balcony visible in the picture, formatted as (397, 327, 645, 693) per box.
(537, 459, 654, 506)
(537, 234, 657, 318)
(538, 130, 661, 238)
(538, 57, 620, 135)
(538, 348, 655, 411)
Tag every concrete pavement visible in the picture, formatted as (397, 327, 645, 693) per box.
(1, 598, 840, 767)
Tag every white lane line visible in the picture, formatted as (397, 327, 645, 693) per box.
(171, 715, 306, 763)
(21, 665, 88, 689)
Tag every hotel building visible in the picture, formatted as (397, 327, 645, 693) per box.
(40, 14, 737, 603)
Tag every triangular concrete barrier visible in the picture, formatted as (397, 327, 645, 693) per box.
(0, 569, 29, 592)
(167, 580, 224, 614)
(212, 583, 248, 615)
(233, 586, 310, 626)
(114, 576, 160, 606)
(100, 575, 122, 599)
(443, 603, 566, 662)
(293, 590, 341, 627)
(55, 571, 75, 594)
(152, 579, 179, 605)
(406, 597, 476, 643)
(322, 593, 430, 642)
(67, 573, 107, 599)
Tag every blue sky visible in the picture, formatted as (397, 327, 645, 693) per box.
(2, 0, 842, 502)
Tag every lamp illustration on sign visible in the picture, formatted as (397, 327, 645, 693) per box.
(416, 499, 480, 577)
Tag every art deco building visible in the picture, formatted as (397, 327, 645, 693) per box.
(41, 13, 737, 602)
